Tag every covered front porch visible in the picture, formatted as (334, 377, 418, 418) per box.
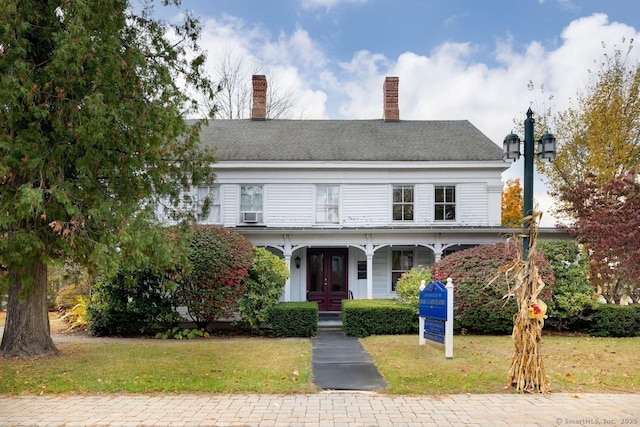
(237, 226, 562, 311)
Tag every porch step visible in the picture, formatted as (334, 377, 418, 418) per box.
(318, 311, 342, 329)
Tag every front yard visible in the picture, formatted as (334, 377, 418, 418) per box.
(1, 312, 639, 395)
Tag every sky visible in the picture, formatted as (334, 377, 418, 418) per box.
(158, 0, 640, 227)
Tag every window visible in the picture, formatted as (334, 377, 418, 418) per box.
(392, 185, 414, 221)
(391, 249, 414, 291)
(240, 185, 263, 223)
(316, 185, 339, 223)
(435, 185, 456, 221)
(196, 186, 220, 223)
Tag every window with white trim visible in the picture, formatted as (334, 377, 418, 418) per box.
(196, 185, 220, 222)
(240, 185, 263, 223)
(391, 249, 414, 291)
(435, 185, 456, 221)
(392, 185, 414, 221)
(316, 185, 339, 223)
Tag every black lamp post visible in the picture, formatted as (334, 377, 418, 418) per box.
(503, 108, 556, 260)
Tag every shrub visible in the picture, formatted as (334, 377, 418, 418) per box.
(343, 299, 418, 338)
(395, 266, 431, 308)
(538, 240, 596, 329)
(156, 326, 210, 340)
(174, 225, 255, 328)
(239, 248, 289, 332)
(431, 242, 555, 335)
(52, 261, 91, 312)
(577, 304, 640, 337)
(60, 295, 90, 330)
(267, 302, 318, 337)
(88, 269, 179, 336)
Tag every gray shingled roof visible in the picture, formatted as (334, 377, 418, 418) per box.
(196, 119, 503, 162)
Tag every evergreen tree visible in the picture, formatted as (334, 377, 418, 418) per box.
(0, 0, 216, 358)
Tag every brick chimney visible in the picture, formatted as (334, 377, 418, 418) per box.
(251, 75, 267, 120)
(383, 76, 399, 122)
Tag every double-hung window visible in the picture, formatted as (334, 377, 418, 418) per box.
(435, 185, 456, 221)
(391, 249, 414, 291)
(316, 185, 339, 223)
(240, 185, 263, 223)
(392, 185, 414, 221)
(197, 185, 220, 222)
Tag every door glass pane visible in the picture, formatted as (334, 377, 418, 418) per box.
(309, 254, 323, 292)
(330, 254, 345, 292)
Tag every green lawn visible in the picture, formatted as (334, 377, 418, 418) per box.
(0, 339, 316, 395)
(2, 313, 639, 395)
(362, 334, 640, 394)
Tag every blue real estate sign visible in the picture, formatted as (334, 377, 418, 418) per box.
(419, 280, 448, 320)
(419, 281, 448, 344)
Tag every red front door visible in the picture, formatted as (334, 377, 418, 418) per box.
(307, 248, 348, 311)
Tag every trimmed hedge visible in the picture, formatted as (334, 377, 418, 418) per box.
(577, 304, 640, 337)
(343, 299, 418, 338)
(267, 301, 318, 337)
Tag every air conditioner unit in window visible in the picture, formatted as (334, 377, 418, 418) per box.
(242, 212, 259, 223)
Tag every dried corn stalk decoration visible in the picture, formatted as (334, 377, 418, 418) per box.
(489, 211, 550, 393)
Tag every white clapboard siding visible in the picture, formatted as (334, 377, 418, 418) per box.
(265, 184, 314, 226)
(458, 183, 488, 226)
(415, 183, 431, 224)
(372, 247, 391, 297)
(342, 185, 389, 226)
(222, 184, 239, 227)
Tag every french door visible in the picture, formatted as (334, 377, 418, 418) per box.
(307, 248, 348, 311)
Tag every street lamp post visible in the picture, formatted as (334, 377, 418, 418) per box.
(503, 108, 556, 260)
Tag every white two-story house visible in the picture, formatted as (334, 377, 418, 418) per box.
(190, 75, 509, 312)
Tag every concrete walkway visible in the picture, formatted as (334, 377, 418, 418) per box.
(1, 392, 638, 426)
(311, 330, 387, 391)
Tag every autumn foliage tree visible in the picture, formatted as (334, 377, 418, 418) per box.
(501, 178, 523, 227)
(540, 41, 640, 217)
(558, 169, 640, 303)
(536, 40, 640, 303)
(0, 1, 217, 358)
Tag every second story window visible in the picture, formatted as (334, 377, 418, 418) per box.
(393, 185, 414, 221)
(240, 185, 263, 223)
(197, 185, 220, 223)
(316, 185, 339, 223)
(435, 185, 456, 221)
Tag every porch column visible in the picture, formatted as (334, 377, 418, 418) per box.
(284, 255, 292, 302)
(366, 254, 373, 299)
(366, 235, 375, 299)
(433, 242, 444, 262)
(283, 235, 292, 302)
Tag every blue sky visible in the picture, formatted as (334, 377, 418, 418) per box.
(159, 0, 640, 225)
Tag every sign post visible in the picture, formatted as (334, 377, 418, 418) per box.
(419, 278, 454, 359)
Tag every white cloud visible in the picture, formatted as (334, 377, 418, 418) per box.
(196, 15, 329, 119)
(263, 27, 327, 70)
(195, 12, 640, 226)
(300, 0, 369, 10)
